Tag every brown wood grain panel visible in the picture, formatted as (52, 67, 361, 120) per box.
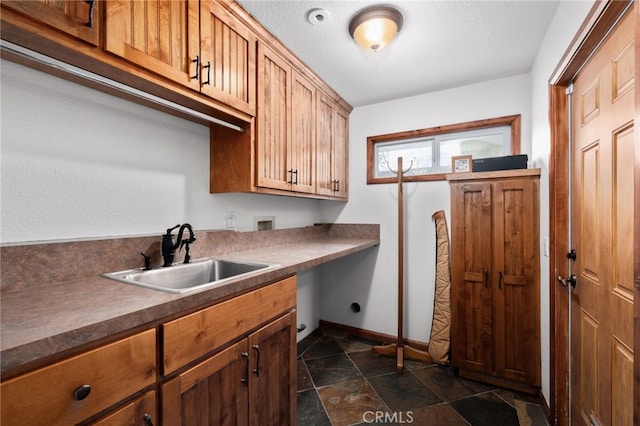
(316, 93, 333, 196)
(612, 41, 634, 100)
(162, 340, 249, 426)
(581, 143, 600, 281)
(614, 124, 635, 299)
(578, 310, 599, 424)
(611, 337, 634, 426)
(291, 71, 316, 194)
(248, 312, 296, 426)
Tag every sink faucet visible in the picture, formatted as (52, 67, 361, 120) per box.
(161, 224, 196, 267)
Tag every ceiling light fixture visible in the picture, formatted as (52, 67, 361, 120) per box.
(349, 5, 403, 53)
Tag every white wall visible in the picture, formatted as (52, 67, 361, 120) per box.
(0, 59, 323, 342)
(0, 59, 323, 243)
(319, 73, 532, 343)
(530, 0, 596, 404)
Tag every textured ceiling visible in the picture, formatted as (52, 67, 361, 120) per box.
(238, 0, 560, 107)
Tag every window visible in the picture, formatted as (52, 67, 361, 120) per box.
(367, 115, 521, 183)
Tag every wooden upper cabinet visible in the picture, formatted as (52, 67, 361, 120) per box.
(3, 0, 100, 45)
(316, 92, 349, 199)
(105, 0, 200, 91)
(200, 0, 256, 116)
(105, 0, 255, 115)
(256, 43, 292, 192)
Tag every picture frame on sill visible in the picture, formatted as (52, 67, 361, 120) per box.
(452, 155, 473, 173)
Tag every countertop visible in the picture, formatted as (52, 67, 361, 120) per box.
(1, 224, 379, 375)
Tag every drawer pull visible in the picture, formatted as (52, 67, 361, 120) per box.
(252, 345, 260, 377)
(143, 413, 154, 426)
(72, 384, 91, 401)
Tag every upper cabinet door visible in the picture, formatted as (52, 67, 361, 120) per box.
(200, 1, 256, 116)
(332, 106, 349, 199)
(3, 0, 100, 45)
(316, 93, 349, 199)
(290, 71, 316, 194)
(105, 0, 200, 91)
(256, 43, 292, 191)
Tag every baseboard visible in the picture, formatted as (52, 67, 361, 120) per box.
(318, 319, 429, 353)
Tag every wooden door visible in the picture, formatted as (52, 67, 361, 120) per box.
(105, 0, 200, 90)
(450, 181, 493, 375)
(570, 8, 634, 426)
(290, 71, 316, 194)
(248, 312, 296, 426)
(256, 43, 292, 191)
(316, 93, 334, 197)
(200, 0, 256, 115)
(492, 178, 540, 386)
(3, 1, 100, 45)
(162, 340, 249, 425)
(333, 106, 349, 198)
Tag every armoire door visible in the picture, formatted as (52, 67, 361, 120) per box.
(492, 178, 540, 386)
(450, 181, 493, 374)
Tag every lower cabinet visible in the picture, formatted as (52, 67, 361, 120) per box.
(160, 275, 297, 425)
(162, 312, 296, 425)
(1, 276, 297, 425)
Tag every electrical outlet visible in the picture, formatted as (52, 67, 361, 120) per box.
(226, 211, 237, 229)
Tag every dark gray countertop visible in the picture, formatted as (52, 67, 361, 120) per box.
(1, 233, 379, 374)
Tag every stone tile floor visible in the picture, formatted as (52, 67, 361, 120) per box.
(297, 328, 549, 426)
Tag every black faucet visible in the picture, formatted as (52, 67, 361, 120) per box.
(161, 224, 196, 267)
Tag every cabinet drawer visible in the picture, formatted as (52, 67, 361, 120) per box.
(1, 329, 156, 426)
(163, 276, 296, 374)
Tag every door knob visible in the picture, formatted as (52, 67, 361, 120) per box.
(557, 274, 577, 288)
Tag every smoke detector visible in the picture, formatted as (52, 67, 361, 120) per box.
(307, 8, 331, 26)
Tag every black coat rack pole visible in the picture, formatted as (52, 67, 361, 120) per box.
(372, 157, 431, 374)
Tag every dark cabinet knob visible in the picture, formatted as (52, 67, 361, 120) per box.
(143, 414, 154, 426)
(72, 384, 91, 401)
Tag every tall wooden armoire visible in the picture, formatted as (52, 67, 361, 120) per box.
(447, 169, 541, 394)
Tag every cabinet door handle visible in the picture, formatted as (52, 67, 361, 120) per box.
(202, 61, 211, 86)
(72, 384, 91, 401)
(483, 270, 489, 289)
(191, 56, 200, 80)
(252, 345, 260, 377)
(498, 271, 503, 290)
(142, 414, 154, 426)
(241, 351, 249, 385)
(85, 1, 95, 28)
(287, 169, 294, 184)
(293, 169, 299, 185)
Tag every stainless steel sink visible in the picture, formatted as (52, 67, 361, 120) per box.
(102, 257, 278, 293)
